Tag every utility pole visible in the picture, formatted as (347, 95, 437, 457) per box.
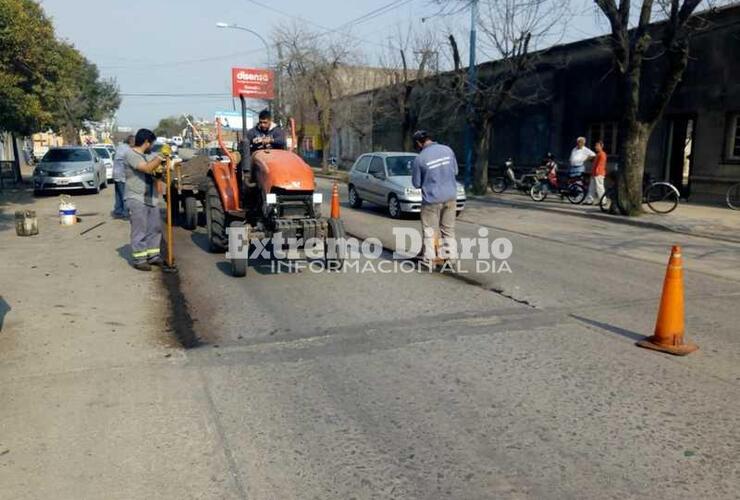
(463, 0, 478, 190)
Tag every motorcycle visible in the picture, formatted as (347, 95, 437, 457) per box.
(489, 159, 537, 194)
(529, 161, 586, 204)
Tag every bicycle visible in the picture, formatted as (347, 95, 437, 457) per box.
(727, 182, 740, 210)
(599, 174, 680, 214)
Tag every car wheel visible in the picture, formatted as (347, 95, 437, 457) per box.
(348, 185, 363, 208)
(388, 194, 402, 219)
(92, 175, 101, 194)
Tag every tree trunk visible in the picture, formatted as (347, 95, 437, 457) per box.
(11, 134, 22, 183)
(618, 121, 651, 215)
(62, 124, 80, 145)
(472, 117, 492, 195)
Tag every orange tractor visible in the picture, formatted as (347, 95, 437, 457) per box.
(203, 123, 345, 277)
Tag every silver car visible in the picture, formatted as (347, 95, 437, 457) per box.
(348, 152, 466, 218)
(33, 147, 107, 195)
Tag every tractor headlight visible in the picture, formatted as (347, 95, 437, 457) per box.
(312, 193, 323, 204)
(265, 193, 277, 205)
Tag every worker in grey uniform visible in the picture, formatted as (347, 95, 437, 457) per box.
(123, 129, 172, 272)
(411, 130, 459, 265)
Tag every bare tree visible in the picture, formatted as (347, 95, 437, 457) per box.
(440, 0, 568, 193)
(377, 27, 446, 151)
(274, 25, 351, 171)
(594, 0, 710, 214)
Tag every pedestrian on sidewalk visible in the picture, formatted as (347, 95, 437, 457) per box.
(568, 137, 595, 178)
(113, 135, 134, 218)
(123, 129, 172, 272)
(585, 141, 607, 205)
(411, 130, 459, 265)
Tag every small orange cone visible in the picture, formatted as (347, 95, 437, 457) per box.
(330, 182, 341, 219)
(637, 246, 698, 356)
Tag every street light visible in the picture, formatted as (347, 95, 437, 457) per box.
(216, 22, 272, 66)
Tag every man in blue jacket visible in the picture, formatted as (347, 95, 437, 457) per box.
(411, 130, 459, 264)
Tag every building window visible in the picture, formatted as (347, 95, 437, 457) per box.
(588, 122, 619, 155)
(727, 113, 740, 161)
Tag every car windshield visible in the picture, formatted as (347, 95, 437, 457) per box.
(208, 148, 223, 156)
(93, 148, 110, 158)
(42, 149, 91, 162)
(386, 156, 416, 176)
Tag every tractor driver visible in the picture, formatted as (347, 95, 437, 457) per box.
(247, 109, 287, 154)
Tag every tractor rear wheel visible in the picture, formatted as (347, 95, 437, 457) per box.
(205, 181, 227, 253)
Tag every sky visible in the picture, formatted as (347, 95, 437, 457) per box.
(38, 0, 606, 130)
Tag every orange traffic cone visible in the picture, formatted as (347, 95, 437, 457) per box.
(330, 182, 341, 219)
(637, 246, 698, 356)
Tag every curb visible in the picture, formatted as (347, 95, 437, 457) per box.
(469, 195, 740, 245)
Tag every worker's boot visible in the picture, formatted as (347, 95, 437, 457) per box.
(132, 261, 152, 272)
(148, 255, 178, 274)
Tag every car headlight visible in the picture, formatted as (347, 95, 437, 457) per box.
(34, 168, 46, 177)
(404, 187, 422, 197)
(457, 185, 466, 195)
(72, 166, 94, 176)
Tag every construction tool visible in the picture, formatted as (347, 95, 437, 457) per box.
(160, 144, 175, 267)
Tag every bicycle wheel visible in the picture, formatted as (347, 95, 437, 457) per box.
(567, 183, 586, 204)
(490, 177, 508, 193)
(599, 191, 613, 213)
(727, 183, 740, 210)
(645, 182, 679, 214)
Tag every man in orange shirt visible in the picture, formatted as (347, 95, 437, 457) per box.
(586, 140, 607, 205)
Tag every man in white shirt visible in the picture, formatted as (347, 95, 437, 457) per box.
(568, 136, 595, 178)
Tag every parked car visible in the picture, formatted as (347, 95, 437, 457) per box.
(92, 146, 115, 181)
(348, 152, 466, 218)
(171, 136, 183, 147)
(94, 143, 115, 157)
(200, 146, 230, 163)
(33, 147, 107, 195)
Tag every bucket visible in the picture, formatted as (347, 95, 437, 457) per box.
(15, 210, 39, 236)
(59, 195, 77, 226)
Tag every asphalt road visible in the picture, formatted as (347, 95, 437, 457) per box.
(168, 180, 740, 499)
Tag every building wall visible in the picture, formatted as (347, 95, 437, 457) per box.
(334, 6, 740, 203)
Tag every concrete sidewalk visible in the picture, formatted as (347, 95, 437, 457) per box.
(472, 191, 740, 243)
(0, 183, 236, 498)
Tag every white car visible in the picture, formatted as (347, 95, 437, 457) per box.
(171, 136, 183, 147)
(92, 146, 115, 181)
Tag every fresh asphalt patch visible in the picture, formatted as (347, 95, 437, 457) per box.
(161, 270, 201, 349)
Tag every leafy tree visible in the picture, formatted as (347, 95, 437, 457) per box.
(154, 115, 190, 138)
(0, 0, 120, 147)
(49, 42, 120, 144)
(0, 0, 60, 135)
